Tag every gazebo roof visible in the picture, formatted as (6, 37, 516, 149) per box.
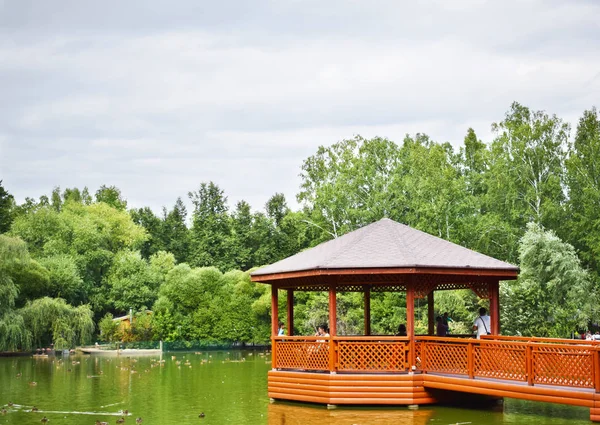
(251, 218, 518, 279)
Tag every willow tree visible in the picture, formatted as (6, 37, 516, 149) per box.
(501, 223, 597, 337)
(20, 297, 94, 349)
(0, 235, 32, 351)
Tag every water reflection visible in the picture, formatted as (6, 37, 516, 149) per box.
(268, 403, 434, 425)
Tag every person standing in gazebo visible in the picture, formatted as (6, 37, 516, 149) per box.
(473, 307, 491, 339)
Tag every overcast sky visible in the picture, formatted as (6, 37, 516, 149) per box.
(1, 0, 599, 215)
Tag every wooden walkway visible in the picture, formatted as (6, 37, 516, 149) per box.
(269, 335, 600, 422)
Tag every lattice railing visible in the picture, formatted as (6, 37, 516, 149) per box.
(474, 343, 526, 381)
(533, 345, 594, 388)
(338, 341, 409, 372)
(275, 340, 330, 371)
(422, 342, 468, 375)
(273, 336, 600, 392)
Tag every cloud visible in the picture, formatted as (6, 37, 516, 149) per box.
(1, 0, 599, 214)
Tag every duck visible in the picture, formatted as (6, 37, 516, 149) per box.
(29, 381, 38, 386)
(7, 402, 13, 407)
(41, 417, 49, 423)
(116, 417, 125, 423)
(95, 421, 109, 425)
(136, 418, 142, 424)
(32, 406, 39, 412)
(1, 409, 7, 415)
(199, 412, 205, 418)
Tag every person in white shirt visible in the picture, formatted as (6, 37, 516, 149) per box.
(472, 307, 491, 339)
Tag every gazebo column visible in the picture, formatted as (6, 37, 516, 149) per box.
(490, 281, 500, 334)
(406, 285, 415, 367)
(329, 284, 337, 373)
(271, 285, 279, 370)
(329, 284, 337, 336)
(287, 289, 294, 336)
(427, 291, 435, 335)
(271, 286, 279, 336)
(364, 285, 371, 336)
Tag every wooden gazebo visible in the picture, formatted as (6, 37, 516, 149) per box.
(251, 219, 600, 422)
(250, 219, 517, 403)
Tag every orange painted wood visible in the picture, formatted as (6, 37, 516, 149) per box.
(406, 285, 415, 367)
(268, 392, 328, 404)
(364, 286, 371, 336)
(526, 345, 533, 386)
(467, 342, 474, 379)
(427, 292, 434, 335)
(251, 267, 518, 282)
(488, 281, 500, 335)
(287, 289, 294, 336)
(423, 374, 596, 400)
(329, 284, 337, 337)
(271, 286, 278, 369)
(594, 350, 600, 393)
(480, 334, 600, 345)
(271, 286, 278, 337)
(425, 380, 594, 407)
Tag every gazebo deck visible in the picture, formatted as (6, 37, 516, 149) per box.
(269, 335, 600, 420)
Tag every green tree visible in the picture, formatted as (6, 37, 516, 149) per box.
(0, 180, 14, 233)
(95, 185, 127, 210)
(98, 313, 120, 342)
(104, 250, 159, 313)
(20, 297, 95, 349)
(161, 198, 190, 264)
(565, 107, 600, 274)
(298, 136, 402, 241)
(486, 103, 568, 233)
(188, 182, 233, 271)
(501, 223, 597, 337)
(131, 207, 165, 259)
(0, 235, 32, 350)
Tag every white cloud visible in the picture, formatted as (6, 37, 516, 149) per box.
(1, 0, 599, 214)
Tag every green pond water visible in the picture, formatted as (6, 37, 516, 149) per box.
(0, 351, 593, 425)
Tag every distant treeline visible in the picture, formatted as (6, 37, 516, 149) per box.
(0, 102, 599, 350)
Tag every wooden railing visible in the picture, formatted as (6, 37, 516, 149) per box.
(272, 335, 600, 391)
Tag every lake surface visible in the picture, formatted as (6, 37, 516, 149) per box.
(0, 350, 593, 425)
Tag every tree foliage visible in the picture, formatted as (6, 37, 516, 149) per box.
(501, 223, 597, 337)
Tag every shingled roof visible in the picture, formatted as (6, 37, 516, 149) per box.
(251, 218, 518, 277)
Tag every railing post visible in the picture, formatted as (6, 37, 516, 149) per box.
(526, 344, 534, 386)
(594, 348, 600, 393)
(467, 341, 474, 379)
(329, 338, 337, 373)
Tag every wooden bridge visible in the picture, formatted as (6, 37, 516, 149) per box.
(269, 335, 600, 422)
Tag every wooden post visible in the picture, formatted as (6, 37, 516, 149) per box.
(407, 285, 415, 367)
(467, 341, 474, 379)
(526, 344, 534, 386)
(364, 286, 371, 336)
(329, 284, 337, 372)
(329, 284, 337, 336)
(594, 349, 600, 393)
(427, 291, 434, 335)
(490, 281, 500, 334)
(271, 285, 279, 369)
(271, 285, 279, 337)
(287, 289, 294, 336)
